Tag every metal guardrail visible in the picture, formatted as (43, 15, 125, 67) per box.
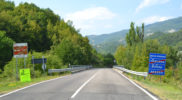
(113, 65, 148, 77)
(48, 65, 92, 74)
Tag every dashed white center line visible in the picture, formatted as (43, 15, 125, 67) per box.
(71, 72, 97, 99)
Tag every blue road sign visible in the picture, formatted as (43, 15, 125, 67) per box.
(31, 58, 47, 64)
(148, 53, 166, 75)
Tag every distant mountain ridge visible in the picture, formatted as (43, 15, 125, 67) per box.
(88, 29, 127, 45)
(87, 16, 182, 54)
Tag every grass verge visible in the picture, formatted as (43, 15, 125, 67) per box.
(114, 69, 182, 100)
(0, 72, 70, 95)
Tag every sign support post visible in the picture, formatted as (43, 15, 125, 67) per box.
(32, 56, 35, 77)
(31, 57, 47, 74)
(16, 57, 18, 81)
(42, 56, 45, 72)
(24, 55, 26, 68)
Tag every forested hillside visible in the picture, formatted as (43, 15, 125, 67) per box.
(146, 30, 182, 51)
(114, 22, 182, 92)
(0, 0, 114, 80)
(88, 17, 182, 54)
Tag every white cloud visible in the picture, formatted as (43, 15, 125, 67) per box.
(64, 7, 117, 35)
(138, 16, 172, 24)
(66, 7, 116, 21)
(136, 0, 170, 13)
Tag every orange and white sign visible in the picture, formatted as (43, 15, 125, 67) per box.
(13, 43, 28, 58)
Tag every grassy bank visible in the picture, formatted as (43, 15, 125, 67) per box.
(0, 72, 70, 94)
(133, 79, 182, 100)
(122, 72, 182, 100)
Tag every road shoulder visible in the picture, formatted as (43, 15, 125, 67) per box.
(113, 68, 159, 100)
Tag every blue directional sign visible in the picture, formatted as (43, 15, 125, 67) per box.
(148, 53, 166, 75)
(31, 58, 47, 64)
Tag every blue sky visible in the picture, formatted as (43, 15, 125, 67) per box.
(10, 0, 182, 36)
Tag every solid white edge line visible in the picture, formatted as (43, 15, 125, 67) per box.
(71, 72, 97, 99)
(114, 69, 158, 100)
(0, 75, 70, 98)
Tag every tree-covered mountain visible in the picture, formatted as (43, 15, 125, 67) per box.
(146, 29, 182, 51)
(88, 30, 127, 54)
(0, 0, 95, 71)
(88, 16, 182, 54)
(0, 0, 115, 72)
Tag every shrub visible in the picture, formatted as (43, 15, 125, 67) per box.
(2, 50, 66, 79)
(33, 70, 42, 78)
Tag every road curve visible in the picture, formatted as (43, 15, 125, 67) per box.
(0, 68, 154, 100)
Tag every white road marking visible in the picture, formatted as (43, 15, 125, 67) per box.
(71, 72, 97, 99)
(0, 75, 70, 98)
(114, 69, 158, 100)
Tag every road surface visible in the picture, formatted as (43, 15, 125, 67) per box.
(0, 68, 155, 100)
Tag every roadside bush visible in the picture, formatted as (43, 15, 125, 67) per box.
(46, 54, 64, 69)
(33, 70, 42, 78)
(0, 31, 14, 71)
(1, 50, 67, 80)
(178, 65, 182, 82)
(163, 67, 173, 83)
(2, 52, 41, 78)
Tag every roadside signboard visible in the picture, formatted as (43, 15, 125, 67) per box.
(31, 56, 47, 72)
(31, 58, 47, 64)
(148, 53, 166, 75)
(42, 64, 46, 71)
(19, 68, 31, 82)
(13, 43, 28, 58)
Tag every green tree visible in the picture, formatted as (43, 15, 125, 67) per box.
(0, 31, 14, 70)
(140, 43, 148, 71)
(0, 0, 14, 12)
(132, 45, 141, 70)
(103, 53, 114, 67)
(114, 45, 126, 65)
(126, 22, 136, 46)
(126, 22, 145, 46)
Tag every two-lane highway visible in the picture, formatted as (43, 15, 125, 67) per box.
(0, 68, 156, 100)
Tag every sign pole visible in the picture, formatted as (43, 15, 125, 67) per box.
(42, 56, 45, 72)
(32, 56, 34, 77)
(16, 57, 18, 81)
(24, 55, 26, 68)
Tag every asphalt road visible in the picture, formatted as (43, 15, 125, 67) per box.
(0, 68, 155, 100)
